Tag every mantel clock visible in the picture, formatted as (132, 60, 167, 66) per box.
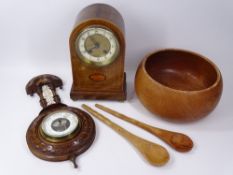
(69, 3, 126, 100)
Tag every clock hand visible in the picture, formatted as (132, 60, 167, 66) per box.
(87, 45, 98, 53)
(89, 36, 98, 46)
(87, 42, 101, 53)
(103, 49, 108, 54)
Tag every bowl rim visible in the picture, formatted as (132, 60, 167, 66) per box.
(141, 48, 222, 93)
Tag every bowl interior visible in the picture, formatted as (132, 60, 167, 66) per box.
(145, 50, 218, 91)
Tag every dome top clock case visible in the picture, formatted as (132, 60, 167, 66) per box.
(25, 74, 95, 168)
(69, 3, 126, 101)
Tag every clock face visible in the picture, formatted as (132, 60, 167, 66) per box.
(75, 27, 120, 66)
(41, 110, 79, 139)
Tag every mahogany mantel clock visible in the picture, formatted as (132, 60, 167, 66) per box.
(69, 3, 126, 100)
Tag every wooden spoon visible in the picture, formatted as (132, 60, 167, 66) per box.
(82, 104, 169, 166)
(95, 104, 193, 152)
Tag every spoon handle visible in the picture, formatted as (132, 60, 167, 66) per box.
(95, 104, 193, 152)
(82, 104, 169, 166)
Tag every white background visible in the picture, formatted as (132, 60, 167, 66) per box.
(0, 0, 233, 174)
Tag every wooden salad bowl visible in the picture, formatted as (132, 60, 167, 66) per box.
(135, 49, 223, 122)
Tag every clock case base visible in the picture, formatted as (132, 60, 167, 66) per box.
(70, 73, 126, 101)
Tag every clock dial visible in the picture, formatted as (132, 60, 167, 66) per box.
(41, 110, 79, 139)
(75, 27, 119, 66)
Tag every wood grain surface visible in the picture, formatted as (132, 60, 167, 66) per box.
(95, 104, 193, 152)
(82, 104, 169, 166)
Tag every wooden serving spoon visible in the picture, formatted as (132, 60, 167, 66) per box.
(95, 104, 193, 152)
(82, 104, 169, 166)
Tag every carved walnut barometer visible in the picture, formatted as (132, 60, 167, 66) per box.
(69, 3, 126, 100)
(26, 74, 95, 168)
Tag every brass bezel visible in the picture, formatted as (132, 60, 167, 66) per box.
(39, 110, 82, 143)
(75, 26, 120, 67)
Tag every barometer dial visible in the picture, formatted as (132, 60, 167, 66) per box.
(41, 110, 79, 139)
